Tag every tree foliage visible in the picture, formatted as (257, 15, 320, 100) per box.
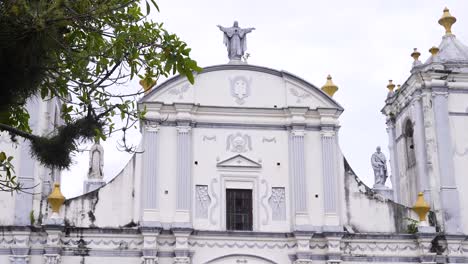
(0, 0, 201, 191)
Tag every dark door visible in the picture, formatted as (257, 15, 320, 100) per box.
(226, 189, 253, 231)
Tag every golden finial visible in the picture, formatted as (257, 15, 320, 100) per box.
(387, 80, 395, 92)
(321, 74, 338, 97)
(438, 7, 456, 35)
(47, 183, 65, 214)
(412, 192, 430, 222)
(139, 78, 156, 94)
(429, 46, 440, 56)
(411, 48, 421, 61)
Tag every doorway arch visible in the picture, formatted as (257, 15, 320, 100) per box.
(204, 254, 278, 264)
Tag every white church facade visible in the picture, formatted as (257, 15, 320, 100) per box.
(1, 7, 468, 264)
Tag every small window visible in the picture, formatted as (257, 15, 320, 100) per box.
(404, 120, 416, 168)
(226, 189, 252, 231)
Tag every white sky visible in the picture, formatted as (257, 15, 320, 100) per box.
(62, 0, 468, 197)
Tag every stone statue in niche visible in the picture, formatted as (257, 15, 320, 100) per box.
(229, 76, 252, 105)
(371, 146, 388, 188)
(88, 142, 104, 180)
(217, 21, 255, 61)
(226, 132, 252, 153)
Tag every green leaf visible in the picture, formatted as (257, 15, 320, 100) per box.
(146, 1, 150, 15)
(0, 152, 6, 162)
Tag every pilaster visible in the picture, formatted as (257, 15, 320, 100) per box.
(14, 141, 35, 226)
(416, 232, 437, 264)
(321, 127, 340, 227)
(175, 124, 192, 226)
(141, 122, 160, 225)
(9, 229, 31, 264)
(432, 87, 462, 233)
(386, 119, 400, 202)
(325, 233, 343, 264)
(411, 93, 431, 203)
(289, 127, 308, 228)
(293, 232, 313, 264)
(173, 229, 192, 264)
(141, 227, 161, 264)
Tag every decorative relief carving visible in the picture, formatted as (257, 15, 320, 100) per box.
(268, 187, 286, 221)
(262, 137, 276, 143)
(454, 146, 468, 157)
(260, 180, 270, 225)
(9, 256, 30, 264)
(173, 257, 191, 264)
(226, 133, 252, 153)
(230, 76, 252, 105)
(195, 185, 211, 219)
(289, 87, 311, 103)
(203, 135, 217, 142)
(44, 254, 61, 264)
(209, 179, 219, 225)
(168, 84, 190, 99)
(141, 256, 158, 264)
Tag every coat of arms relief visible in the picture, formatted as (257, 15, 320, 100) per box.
(229, 76, 252, 105)
(226, 132, 252, 153)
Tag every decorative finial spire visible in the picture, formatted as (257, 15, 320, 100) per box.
(438, 7, 456, 35)
(411, 48, 421, 61)
(397, 84, 401, 90)
(412, 192, 430, 225)
(321, 75, 338, 97)
(139, 78, 156, 94)
(386, 80, 395, 92)
(429, 46, 440, 56)
(48, 183, 65, 216)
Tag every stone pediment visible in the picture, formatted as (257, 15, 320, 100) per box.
(217, 154, 261, 168)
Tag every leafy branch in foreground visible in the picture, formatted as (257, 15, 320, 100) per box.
(0, 0, 202, 191)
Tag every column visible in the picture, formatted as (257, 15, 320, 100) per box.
(14, 140, 35, 226)
(43, 225, 63, 264)
(175, 124, 192, 226)
(386, 119, 400, 202)
(141, 227, 160, 264)
(141, 122, 160, 226)
(321, 127, 340, 228)
(9, 230, 31, 264)
(290, 127, 308, 227)
(293, 232, 313, 264)
(432, 88, 462, 234)
(412, 93, 431, 203)
(173, 229, 192, 264)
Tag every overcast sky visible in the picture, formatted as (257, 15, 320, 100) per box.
(62, 0, 468, 197)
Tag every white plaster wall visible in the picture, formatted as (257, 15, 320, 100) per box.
(304, 131, 325, 227)
(157, 126, 177, 224)
(449, 106, 468, 234)
(62, 154, 140, 227)
(192, 128, 290, 232)
(344, 164, 417, 233)
(146, 68, 335, 110)
(0, 134, 19, 225)
(393, 106, 420, 207)
(191, 237, 292, 264)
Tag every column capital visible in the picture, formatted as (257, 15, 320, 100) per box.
(431, 91, 448, 98)
(291, 129, 305, 137)
(320, 129, 335, 138)
(176, 125, 192, 133)
(144, 121, 160, 132)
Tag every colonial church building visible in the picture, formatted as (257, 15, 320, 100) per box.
(1, 7, 468, 264)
